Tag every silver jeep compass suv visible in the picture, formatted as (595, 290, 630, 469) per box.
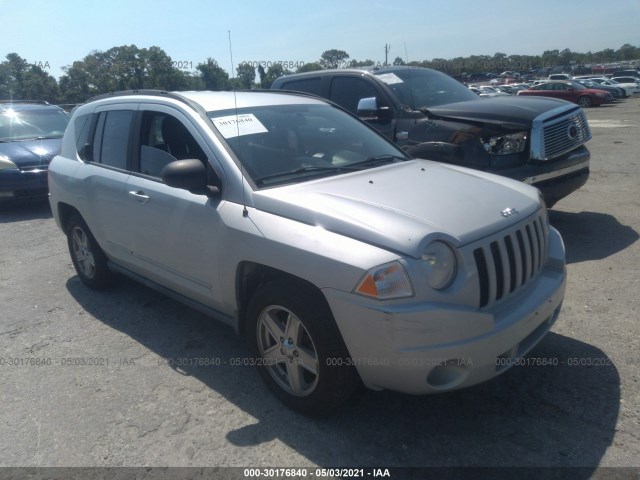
(49, 90, 566, 415)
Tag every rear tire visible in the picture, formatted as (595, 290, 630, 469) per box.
(246, 281, 359, 415)
(66, 213, 116, 289)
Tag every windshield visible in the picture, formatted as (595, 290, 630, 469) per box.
(0, 108, 69, 142)
(208, 104, 407, 188)
(374, 68, 479, 109)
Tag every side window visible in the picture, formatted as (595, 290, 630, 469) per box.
(74, 114, 93, 161)
(138, 111, 206, 178)
(92, 110, 134, 169)
(329, 77, 379, 114)
(281, 78, 323, 96)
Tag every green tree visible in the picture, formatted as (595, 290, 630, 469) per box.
(59, 45, 189, 103)
(196, 58, 230, 90)
(319, 49, 349, 69)
(616, 43, 638, 61)
(296, 62, 323, 73)
(235, 63, 256, 89)
(392, 57, 405, 66)
(349, 59, 376, 67)
(0, 53, 58, 102)
(260, 63, 291, 88)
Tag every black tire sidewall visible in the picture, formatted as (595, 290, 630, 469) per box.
(246, 281, 358, 415)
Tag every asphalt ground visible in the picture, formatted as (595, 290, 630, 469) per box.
(0, 96, 639, 479)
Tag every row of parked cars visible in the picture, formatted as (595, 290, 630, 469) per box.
(470, 71, 640, 108)
(4, 64, 597, 413)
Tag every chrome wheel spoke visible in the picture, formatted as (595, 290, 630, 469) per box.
(262, 310, 284, 342)
(285, 361, 305, 394)
(296, 345, 318, 375)
(283, 312, 301, 342)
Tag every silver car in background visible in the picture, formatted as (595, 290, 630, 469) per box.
(49, 90, 566, 415)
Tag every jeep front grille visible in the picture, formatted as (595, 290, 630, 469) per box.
(474, 212, 549, 308)
(530, 105, 592, 161)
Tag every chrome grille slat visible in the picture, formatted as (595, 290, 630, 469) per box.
(485, 245, 498, 304)
(508, 232, 523, 288)
(527, 224, 540, 274)
(496, 240, 511, 301)
(530, 105, 592, 161)
(474, 212, 549, 308)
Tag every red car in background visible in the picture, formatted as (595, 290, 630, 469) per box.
(517, 81, 613, 107)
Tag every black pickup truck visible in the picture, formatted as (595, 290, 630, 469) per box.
(271, 66, 591, 207)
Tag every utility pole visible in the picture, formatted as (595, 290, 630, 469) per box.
(384, 44, 390, 66)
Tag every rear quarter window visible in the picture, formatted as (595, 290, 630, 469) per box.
(74, 114, 93, 160)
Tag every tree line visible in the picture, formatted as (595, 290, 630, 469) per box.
(1, 44, 638, 105)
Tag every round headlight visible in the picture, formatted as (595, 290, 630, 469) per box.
(422, 241, 457, 290)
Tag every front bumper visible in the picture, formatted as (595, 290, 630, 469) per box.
(517, 145, 590, 207)
(0, 168, 49, 199)
(322, 231, 566, 395)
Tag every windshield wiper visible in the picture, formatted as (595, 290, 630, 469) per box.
(255, 165, 363, 185)
(350, 154, 407, 167)
(254, 155, 407, 185)
(20, 135, 62, 141)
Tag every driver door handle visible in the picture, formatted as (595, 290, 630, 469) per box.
(128, 190, 150, 203)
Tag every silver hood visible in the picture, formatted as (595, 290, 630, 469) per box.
(252, 159, 542, 258)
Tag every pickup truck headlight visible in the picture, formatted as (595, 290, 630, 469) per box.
(354, 261, 413, 300)
(422, 241, 457, 290)
(483, 132, 527, 155)
(0, 155, 18, 170)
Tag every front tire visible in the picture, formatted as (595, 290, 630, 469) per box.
(578, 96, 592, 108)
(66, 213, 116, 289)
(246, 281, 359, 415)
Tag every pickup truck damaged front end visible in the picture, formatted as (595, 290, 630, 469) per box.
(403, 100, 591, 207)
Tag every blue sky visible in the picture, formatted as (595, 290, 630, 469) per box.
(3, 0, 639, 78)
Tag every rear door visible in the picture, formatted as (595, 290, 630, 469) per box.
(82, 104, 137, 261)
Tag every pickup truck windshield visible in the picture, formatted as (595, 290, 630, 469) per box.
(374, 69, 478, 110)
(209, 104, 407, 187)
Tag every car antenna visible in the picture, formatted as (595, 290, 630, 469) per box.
(229, 30, 249, 218)
(404, 41, 417, 112)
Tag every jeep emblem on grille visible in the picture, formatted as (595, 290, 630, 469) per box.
(567, 123, 578, 140)
(501, 207, 519, 218)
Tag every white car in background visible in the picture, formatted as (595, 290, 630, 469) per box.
(581, 77, 638, 97)
(611, 77, 640, 94)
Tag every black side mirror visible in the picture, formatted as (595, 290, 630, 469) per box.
(161, 159, 219, 195)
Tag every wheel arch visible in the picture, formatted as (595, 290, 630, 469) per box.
(235, 261, 332, 337)
(56, 202, 82, 235)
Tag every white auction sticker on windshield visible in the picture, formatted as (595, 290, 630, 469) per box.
(212, 114, 268, 138)
(376, 73, 404, 85)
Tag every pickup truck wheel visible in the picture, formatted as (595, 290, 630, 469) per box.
(578, 96, 592, 108)
(67, 214, 116, 289)
(246, 281, 359, 415)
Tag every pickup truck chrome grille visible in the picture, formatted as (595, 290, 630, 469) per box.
(530, 105, 592, 161)
(474, 211, 549, 308)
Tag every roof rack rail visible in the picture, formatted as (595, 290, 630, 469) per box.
(85, 89, 215, 121)
(86, 89, 208, 115)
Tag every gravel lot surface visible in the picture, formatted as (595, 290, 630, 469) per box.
(1, 97, 639, 478)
